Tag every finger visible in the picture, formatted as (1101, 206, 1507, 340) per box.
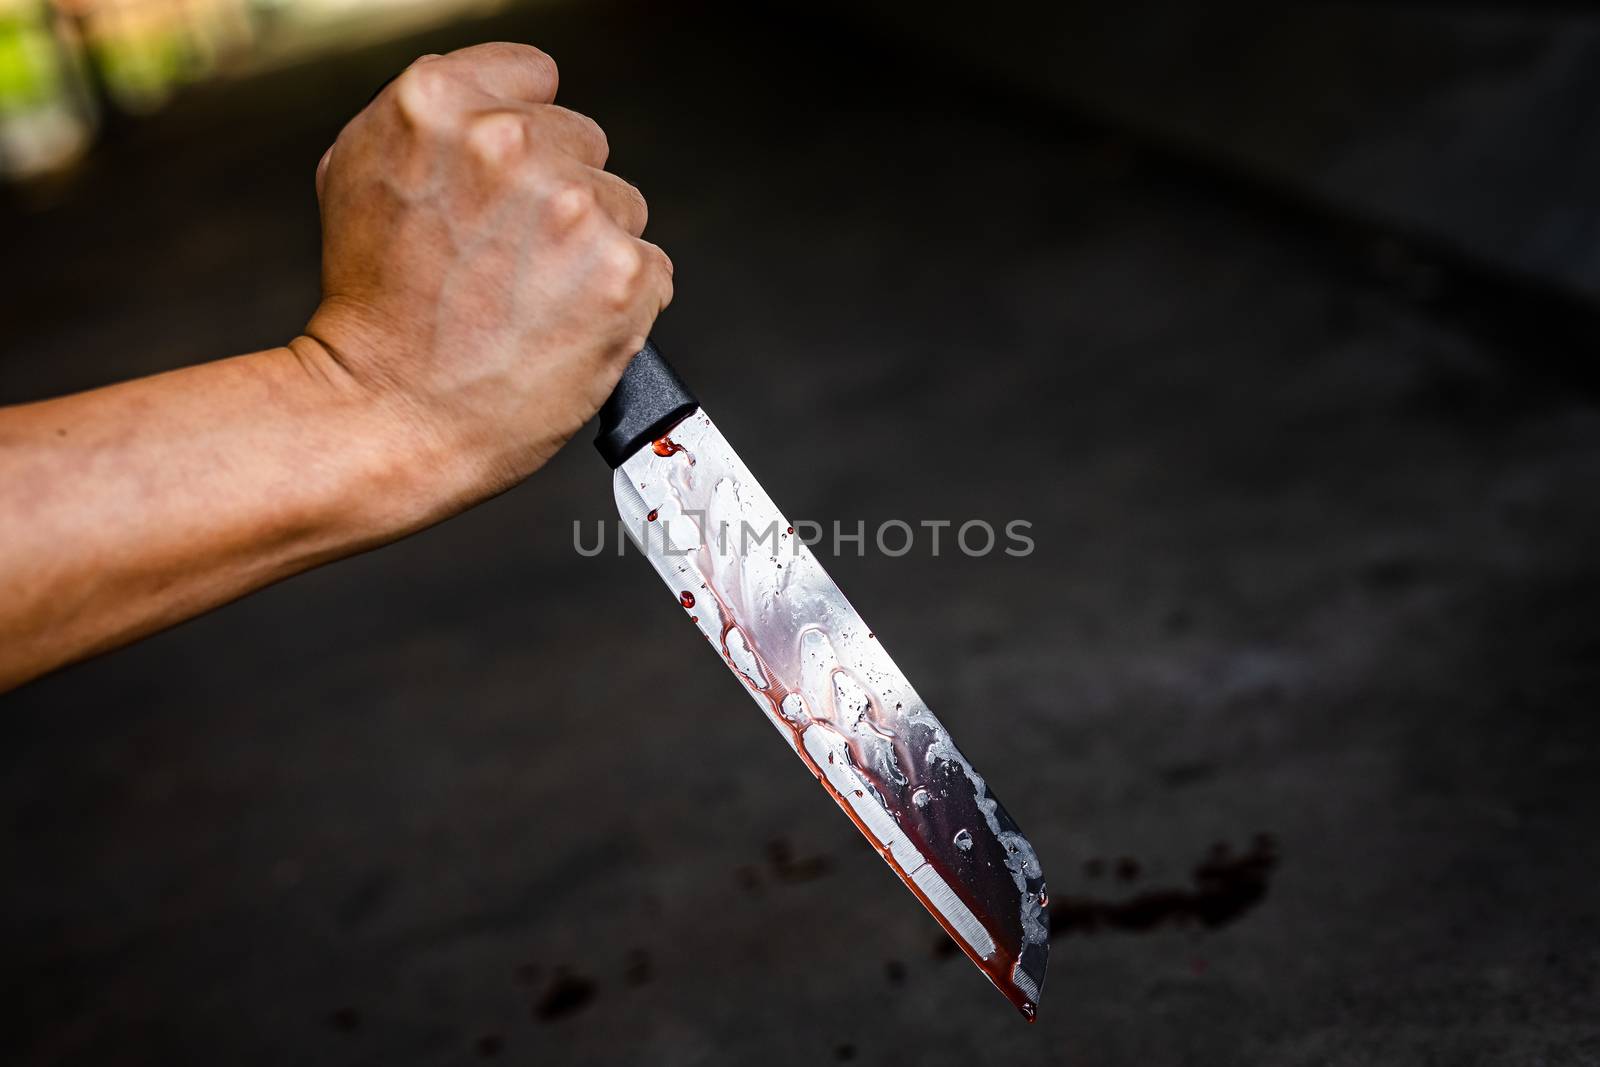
(589, 169, 648, 236)
(606, 237, 673, 367)
(437, 42, 559, 105)
(464, 105, 607, 173)
(527, 104, 608, 168)
(637, 238, 675, 313)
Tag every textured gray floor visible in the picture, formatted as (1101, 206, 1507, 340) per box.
(3, 6, 1599, 1065)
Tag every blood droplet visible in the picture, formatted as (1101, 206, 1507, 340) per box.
(647, 509, 658, 522)
(680, 591, 696, 609)
(652, 436, 688, 458)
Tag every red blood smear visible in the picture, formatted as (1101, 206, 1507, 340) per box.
(680, 591, 696, 609)
(647, 509, 659, 522)
(674, 533, 1042, 1021)
(652, 436, 687, 458)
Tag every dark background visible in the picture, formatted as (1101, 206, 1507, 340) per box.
(4, 2, 1600, 1064)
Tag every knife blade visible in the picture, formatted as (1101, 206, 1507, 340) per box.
(595, 341, 1049, 1019)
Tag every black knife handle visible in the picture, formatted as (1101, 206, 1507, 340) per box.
(594, 339, 698, 468)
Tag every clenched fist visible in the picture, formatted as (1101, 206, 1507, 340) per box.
(296, 42, 673, 499)
(0, 41, 676, 689)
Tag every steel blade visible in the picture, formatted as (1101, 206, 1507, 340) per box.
(613, 408, 1048, 1019)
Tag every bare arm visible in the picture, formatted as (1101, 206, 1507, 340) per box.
(0, 43, 672, 691)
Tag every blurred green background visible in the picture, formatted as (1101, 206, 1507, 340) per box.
(0, 0, 510, 181)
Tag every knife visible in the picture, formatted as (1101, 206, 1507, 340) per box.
(595, 341, 1049, 1019)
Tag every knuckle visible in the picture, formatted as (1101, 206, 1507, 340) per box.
(466, 112, 526, 165)
(544, 180, 596, 229)
(600, 240, 645, 304)
(608, 240, 645, 280)
(393, 63, 454, 126)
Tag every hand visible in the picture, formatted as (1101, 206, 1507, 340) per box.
(294, 42, 673, 505)
(0, 41, 675, 689)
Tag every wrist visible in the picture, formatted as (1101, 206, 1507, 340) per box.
(276, 336, 477, 546)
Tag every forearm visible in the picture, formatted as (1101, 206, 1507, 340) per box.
(0, 43, 670, 692)
(0, 342, 455, 691)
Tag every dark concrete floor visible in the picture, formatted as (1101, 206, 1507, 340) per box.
(4, 5, 1600, 1065)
